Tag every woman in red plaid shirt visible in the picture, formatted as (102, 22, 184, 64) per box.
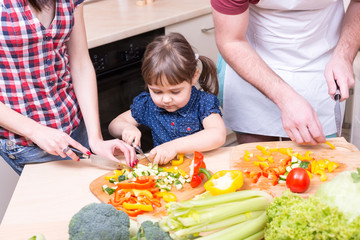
(0, 0, 137, 175)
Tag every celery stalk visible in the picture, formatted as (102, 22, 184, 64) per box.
(243, 230, 264, 240)
(197, 212, 266, 240)
(168, 190, 272, 211)
(177, 197, 269, 227)
(172, 210, 264, 239)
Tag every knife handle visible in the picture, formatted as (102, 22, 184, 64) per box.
(69, 146, 88, 158)
(334, 80, 341, 100)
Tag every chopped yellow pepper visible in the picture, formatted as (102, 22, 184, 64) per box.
(304, 151, 313, 161)
(327, 162, 339, 172)
(204, 170, 243, 196)
(172, 153, 184, 166)
(256, 145, 271, 156)
(132, 189, 153, 199)
(122, 202, 153, 211)
(253, 161, 269, 168)
(155, 192, 177, 202)
(104, 169, 126, 180)
(325, 141, 336, 150)
(256, 155, 267, 161)
(243, 150, 253, 161)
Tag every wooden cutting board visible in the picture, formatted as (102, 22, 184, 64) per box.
(230, 137, 360, 198)
(89, 156, 207, 217)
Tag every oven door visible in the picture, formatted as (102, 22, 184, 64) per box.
(97, 62, 153, 152)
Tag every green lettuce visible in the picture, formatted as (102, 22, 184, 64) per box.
(265, 190, 360, 240)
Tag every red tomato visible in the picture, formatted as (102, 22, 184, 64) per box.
(286, 168, 310, 193)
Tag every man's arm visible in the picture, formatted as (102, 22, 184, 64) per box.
(325, 0, 360, 100)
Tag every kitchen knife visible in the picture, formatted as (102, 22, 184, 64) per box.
(69, 147, 132, 170)
(334, 81, 342, 137)
(133, 145, 152, 163)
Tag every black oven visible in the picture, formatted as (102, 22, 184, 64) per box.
(89, 28, 164, 152)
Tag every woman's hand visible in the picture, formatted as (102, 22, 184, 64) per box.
(149, 142, 177, 165)
(29, 124, 89, 162)
(89, 139, 138, 167)
(121, 126, 142, 147)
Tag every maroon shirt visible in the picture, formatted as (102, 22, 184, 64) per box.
(211, 0, 259, 15)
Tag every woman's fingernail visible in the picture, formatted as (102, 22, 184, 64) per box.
(86, 151, 92, 155)
(77, 158, 80, 162)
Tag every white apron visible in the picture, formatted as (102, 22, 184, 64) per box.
(222, 0, 345, 137)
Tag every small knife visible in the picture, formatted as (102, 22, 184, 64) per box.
(334, 81, 342, 137)
(133, 145, 152, 163)
(69, 147, 132, 170)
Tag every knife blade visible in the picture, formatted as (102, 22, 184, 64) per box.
(133, 145, 152, 163)
(334, 81, 342, 137)
(69, 147, 132, 170)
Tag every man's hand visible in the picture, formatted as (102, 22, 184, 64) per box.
(280, 94, 326, 145)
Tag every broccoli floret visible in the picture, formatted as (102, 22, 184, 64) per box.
(137, 220, 172, 240)
(68, 203, 130, 240)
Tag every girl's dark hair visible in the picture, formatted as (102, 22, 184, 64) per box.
(141, 32, 219, 96)
(28, 0, 56, 12)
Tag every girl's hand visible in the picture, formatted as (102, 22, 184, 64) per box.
(149, 143, 177, 165)
(89, 139, 138, 168)
(121, 126, 142, 147)
(29, 124, 89, 162)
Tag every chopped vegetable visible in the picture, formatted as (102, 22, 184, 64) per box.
(325, 141, 336, 150)
(155, 192, 177, 202)
(204, 170, 243, 196)
(172, 154, 184, 166)
(189, 152, 211, 188)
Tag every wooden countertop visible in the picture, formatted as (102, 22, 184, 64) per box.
(0, 147, 232, 240)
(83, 0, 212, 48)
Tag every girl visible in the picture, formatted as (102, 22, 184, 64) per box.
(109, 32, 227, 165)
(0, 0, 137, 175)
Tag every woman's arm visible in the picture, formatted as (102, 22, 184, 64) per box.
(66, 3, 136, 166)
(212, 8, 325, 145)
(149, 113, 227, 165)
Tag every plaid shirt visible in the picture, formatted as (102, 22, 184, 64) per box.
(0, 0, 84, 146)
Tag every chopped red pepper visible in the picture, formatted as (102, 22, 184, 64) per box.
(189, 152, 212, 188)
(116, 176, 156, 190)
(190, 175, 202, 188)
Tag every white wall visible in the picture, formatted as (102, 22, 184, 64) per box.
(0, 157, 19, 224)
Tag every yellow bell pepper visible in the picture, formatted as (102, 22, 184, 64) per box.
(155, 192, 177, 202)
(204, 170, 243, 196)
(172, 153, 184, 166)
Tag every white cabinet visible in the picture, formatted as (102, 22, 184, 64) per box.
(165, 13, 218, 64)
